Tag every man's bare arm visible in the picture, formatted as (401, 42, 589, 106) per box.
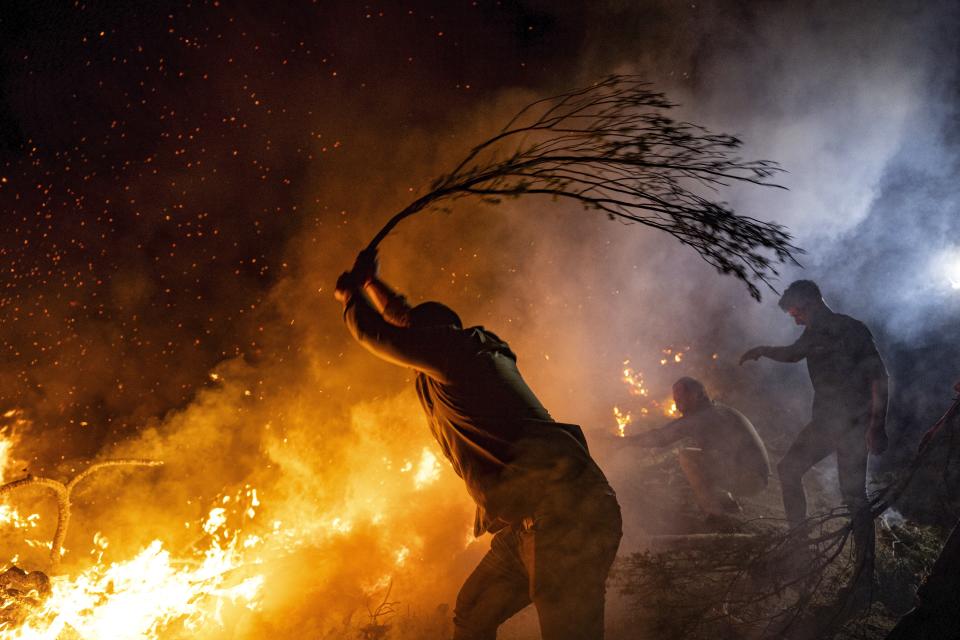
(351, 249, 413, 326)
(739, 343, 806, 365)
(364, 278, 413, 326)
(624, 417, 690, 448)
(335, 251, 456, 380)
(338, 287, 452, 381)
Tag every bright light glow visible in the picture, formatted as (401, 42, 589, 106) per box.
(664, 400, 678, 417)
(0, 392, 472, 638)
(930, 248, 960, 292)
(413, 449, 441, 489)
(0, 421, 22, 484)
(8, 495, 266, 639)
(947, 253, 960, 290)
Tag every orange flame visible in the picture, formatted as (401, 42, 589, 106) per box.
(621, 361, 648, 397)
(8, 490, 265, 639)
(613, 406, 632, 437)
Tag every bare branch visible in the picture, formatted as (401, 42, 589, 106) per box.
(365, 75, 800, 300)
(0, 459, 163, 569)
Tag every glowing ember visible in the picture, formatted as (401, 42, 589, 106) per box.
(621, 361, 648, 397)
(0, 507, 39, 532)
(664, 400, 678, 418)
(327, 517, 353, 534)
(614, 347, 698, 428)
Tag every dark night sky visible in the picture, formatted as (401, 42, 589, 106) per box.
(0, 1, 598, 459)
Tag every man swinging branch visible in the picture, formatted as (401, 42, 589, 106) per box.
(335, 250, 622, 640)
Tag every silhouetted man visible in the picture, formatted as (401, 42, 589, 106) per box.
(740, 279, 888, 581)
(625, 377, 770, 517)
(335, 250, 622, 640)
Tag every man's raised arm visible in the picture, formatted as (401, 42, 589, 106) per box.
(351, 248, 414, 327)
(623, 416, 692, 448)
(334, 255, 452, 381)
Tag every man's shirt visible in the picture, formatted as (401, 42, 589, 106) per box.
(344, 293, 608, 536)
(790, 313, 886, 418)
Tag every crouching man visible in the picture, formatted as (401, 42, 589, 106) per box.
(624, 377, 770, 516)
(335, 250, 622, 640)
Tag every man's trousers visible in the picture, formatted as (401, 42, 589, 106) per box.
(777, 412, 874, 570)
(453, 484, 622, 640)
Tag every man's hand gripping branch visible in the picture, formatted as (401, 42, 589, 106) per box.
(334, 248, 377, 304)
(334, 249, 413, 326)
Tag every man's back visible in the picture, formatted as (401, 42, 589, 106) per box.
(415, 325, 552, 427)
(344, 293, 605, 533)
(680, 402, 770, 481)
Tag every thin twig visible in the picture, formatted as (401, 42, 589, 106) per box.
(0, 459, 163, 569)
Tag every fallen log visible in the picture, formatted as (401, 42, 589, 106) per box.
(645, 533, 760, 552)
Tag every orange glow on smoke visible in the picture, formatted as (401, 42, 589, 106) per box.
(664, 400, 678, 418)
(612, 347, 695, 433)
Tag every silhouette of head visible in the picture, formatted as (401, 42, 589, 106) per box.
(778, 280, 823, 326)
(408, 301, 462, 329)
(672, 377, 710, 416)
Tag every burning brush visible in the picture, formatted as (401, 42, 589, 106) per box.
(0, 459, 164, 570)
(0, 459, 162, 633)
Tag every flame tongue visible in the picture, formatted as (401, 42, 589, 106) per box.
(8, 493, 265, 639)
